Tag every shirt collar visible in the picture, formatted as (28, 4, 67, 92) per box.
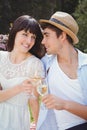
(78, 49, 87, 69)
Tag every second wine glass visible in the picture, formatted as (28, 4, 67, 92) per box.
(37, 79, 48, 97)
(37, 78, 48, 110)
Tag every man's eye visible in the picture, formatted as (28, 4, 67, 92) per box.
(45, 34, 49, 37)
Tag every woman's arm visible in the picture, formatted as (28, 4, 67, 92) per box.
(0, 79, 33, 102)
(29, 59, 45, 123)
(0, 85, 22, 102)
(29, 87, 40, 124)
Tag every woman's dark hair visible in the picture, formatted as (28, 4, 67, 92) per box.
(7, 15, 45, 58)
(41, 23, 73, 45)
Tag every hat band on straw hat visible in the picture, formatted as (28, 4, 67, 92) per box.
(50, 18, 69, 29)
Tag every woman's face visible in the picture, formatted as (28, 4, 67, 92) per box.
(13, 30, 36, 53)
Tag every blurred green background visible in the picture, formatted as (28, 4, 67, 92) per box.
(0, 0, 87, 52)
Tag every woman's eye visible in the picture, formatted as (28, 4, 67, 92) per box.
(32, 36, 36, 40)
(23, 33, 27, 36)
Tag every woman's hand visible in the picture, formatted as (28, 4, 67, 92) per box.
(20, 79, 33, 94)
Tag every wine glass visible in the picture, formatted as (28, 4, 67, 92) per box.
(29, 71, 42, 99)
(29, 62, 45, 99)
(37, 79, 48, 97)
(37, 78, 48, 109)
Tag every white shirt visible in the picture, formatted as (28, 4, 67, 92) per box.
(48, 56, 86, 129)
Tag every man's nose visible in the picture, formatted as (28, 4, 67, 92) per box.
(42, 37, 45, 45)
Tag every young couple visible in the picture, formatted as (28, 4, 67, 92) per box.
(0, 11, 87, 130)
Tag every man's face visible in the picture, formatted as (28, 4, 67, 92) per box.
(42, 28, 62, 55)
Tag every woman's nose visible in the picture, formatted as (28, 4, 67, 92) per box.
(27, 37, 32, 43)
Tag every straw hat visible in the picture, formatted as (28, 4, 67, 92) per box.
(39, 11, 79, 44)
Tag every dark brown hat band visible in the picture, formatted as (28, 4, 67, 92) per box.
(50, 18, 70, 30)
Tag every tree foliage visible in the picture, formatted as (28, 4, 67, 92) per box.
(0, 0, 12, 33)
(0, 0, 79, 34)
(0, 0, 57, 34)
(74, 0, 87, 52)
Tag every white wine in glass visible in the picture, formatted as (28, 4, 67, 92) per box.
(37, 79, 48, 110)
(37, 79, 48, 96)
(29, 78, 41, 99)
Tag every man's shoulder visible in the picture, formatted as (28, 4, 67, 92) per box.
(41, 54, 55, 71)
(41, 54, 55, 67)
(42, 54, 55, 62)
(78, 49, 87, 67)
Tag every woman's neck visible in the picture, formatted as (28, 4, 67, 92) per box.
(9, 51, 32, 64)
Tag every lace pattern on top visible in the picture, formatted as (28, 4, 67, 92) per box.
(0, 51, 45, 79)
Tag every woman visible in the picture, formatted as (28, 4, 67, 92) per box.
(0, 15, 45, 130)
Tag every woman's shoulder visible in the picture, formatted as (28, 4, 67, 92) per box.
(27, 55, 44, 69)
(0, 50, 8, 54)
(0, 51, 8, 58)
(31, 55, 43, 64)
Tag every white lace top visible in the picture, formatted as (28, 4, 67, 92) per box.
(0, 51, 45, 79)
(0, 51, 45, 130)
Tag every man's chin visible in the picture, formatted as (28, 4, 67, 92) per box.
(47, 51, 52, 55)
(47, 52, 50, 55)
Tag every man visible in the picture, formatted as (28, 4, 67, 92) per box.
(36, 11, 87, 130)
